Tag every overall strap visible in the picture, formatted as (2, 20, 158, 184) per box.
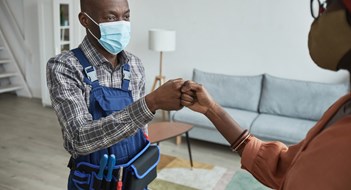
(72, 48, 100, 87)
(122, 63, 131, 91)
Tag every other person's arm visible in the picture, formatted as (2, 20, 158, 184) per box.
(180, 81, 303, 188)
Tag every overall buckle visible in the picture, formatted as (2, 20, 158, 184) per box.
(84, 66, 98, 82)
(123, 70, 131, 81)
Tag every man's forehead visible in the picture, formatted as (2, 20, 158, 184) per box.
(81, 0, 129, 11)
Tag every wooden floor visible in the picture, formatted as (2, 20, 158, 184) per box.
(0, 93, 240, 190)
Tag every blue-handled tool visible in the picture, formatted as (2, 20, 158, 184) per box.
(98, 154, 108, 179)
(106, 154, 116, 181)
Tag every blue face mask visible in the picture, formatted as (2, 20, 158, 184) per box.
(84, 13, 131, 55)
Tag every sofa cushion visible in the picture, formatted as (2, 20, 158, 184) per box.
(171, 107, 259, 131)
(259, 74, 349, 121)
(193, 69, 263, 112)
(188, 127, 230, 145)
(251, 114, 317, 144)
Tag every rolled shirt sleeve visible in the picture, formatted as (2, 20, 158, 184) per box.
(241, 137, 303, 189)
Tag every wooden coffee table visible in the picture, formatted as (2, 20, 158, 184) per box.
(148, 122, 193, 168)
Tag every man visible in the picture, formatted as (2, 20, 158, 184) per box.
(47, 0, 183, 189)
(181, 0, 351, 189)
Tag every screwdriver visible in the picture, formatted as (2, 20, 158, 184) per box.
(97, 154, 108, 179)
(106, 154, 116, 182)
(117, 166, 123, 190)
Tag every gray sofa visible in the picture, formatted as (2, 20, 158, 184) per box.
(171, 69, 350, 145)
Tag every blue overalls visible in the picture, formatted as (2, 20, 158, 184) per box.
(67, 48, 149, 190)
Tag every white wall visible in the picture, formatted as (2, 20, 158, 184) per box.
(0, 0, 29, 94)
(127, 0, 349, 92)
(0, 0, 49, 98)
(1, 0, 349, 99)
(6, 0, 24, 33)
(0, 0, 84, 99)
(23, 0, 42, 97)
(38, 0, 84, 105)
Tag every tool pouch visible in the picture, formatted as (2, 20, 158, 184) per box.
(70, 142, 160, 190)
(71, 163, 105, 190)
(124, 145, 160, 190)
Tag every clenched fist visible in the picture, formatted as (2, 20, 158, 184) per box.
(180, 80, 216, 114)
(145, 78, 185, 113)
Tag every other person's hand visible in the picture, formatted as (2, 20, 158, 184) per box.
(145, 78, 185, 113)
(180, 80, 216, 114)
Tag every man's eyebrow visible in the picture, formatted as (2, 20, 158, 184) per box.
(105, 9, 130, 15)
(108, 9, 130, 14)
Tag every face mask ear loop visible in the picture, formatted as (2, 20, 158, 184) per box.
(83, 12, 100, 40)
(88, 29, 100, 40)
(83, 12, 99, 26)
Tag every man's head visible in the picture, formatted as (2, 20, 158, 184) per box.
(78, 0, 131, 55)
(308, 0, 351, 72)
(79, 0, 130, 23)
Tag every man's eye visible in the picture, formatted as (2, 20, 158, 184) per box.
(124, 15, 130, 20)
(107, 16, 116, 21)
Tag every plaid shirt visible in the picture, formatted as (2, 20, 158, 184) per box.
(47, 37, 154, 158)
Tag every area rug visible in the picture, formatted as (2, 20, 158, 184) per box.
(149, 154, 271, 190)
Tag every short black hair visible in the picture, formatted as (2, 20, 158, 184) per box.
(80, 0, 87, 12)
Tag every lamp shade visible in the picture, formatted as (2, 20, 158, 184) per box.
(148, 29, 176, 52)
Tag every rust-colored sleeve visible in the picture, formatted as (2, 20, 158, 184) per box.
(240, 137, 304, 189)
(240, 95, 351, 189)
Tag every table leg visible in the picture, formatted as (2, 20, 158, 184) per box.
(185, 132, 193, 168)
(176, 136, 182, 145)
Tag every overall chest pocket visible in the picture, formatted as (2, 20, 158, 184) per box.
(89, 86, 133, 119)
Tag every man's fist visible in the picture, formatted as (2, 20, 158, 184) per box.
(145, 78, 185, 113)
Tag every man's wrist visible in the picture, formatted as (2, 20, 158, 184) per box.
(145, 94, 157, 113)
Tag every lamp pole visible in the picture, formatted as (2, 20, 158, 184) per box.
(151, 51, 166, 120)
(159, 51, 163, 78)
(152, 51, 166, 91)
(149, 29, 176, 121)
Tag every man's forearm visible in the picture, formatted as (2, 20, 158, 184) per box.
(61, 98, 154, 158)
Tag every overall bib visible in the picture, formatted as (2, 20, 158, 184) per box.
(67, 48, 149, 190)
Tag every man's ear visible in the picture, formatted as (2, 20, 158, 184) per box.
(78, 12, 88, 28)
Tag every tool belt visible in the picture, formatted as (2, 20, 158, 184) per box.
(68, 142, 160, 190)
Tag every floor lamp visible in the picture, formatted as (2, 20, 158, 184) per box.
(149, 29, 176, 120)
